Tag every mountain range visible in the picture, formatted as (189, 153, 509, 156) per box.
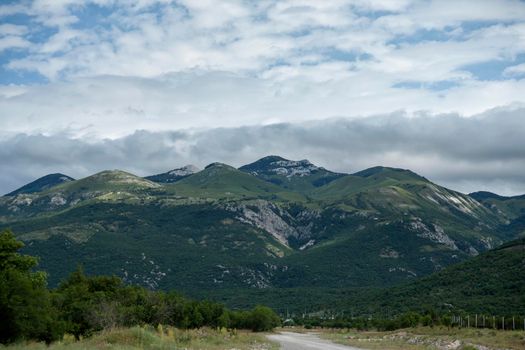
(1, 155, 523, 312)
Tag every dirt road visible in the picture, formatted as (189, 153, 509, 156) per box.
(267, 331, 363, 350)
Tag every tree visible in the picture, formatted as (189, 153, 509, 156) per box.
(247, 306, 281, 332)
(55, 266, 127, 338)
(0, 230, 61, 344)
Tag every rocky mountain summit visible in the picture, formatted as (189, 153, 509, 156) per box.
(239, 155, 344, 190)
(240, 155, 322, 177)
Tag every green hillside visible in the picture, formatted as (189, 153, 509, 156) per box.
(347, 238, 525, 315)
(0, 156, 521, 309)
(0, 170, 163, 219)
(470, 191, 525, 239)
(471, 191, 525, 220)
(170, 163, 286, 199)
(7, 202, 290, 290)
(206, 239, 525, 316)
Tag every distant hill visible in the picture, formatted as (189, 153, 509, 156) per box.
(214, 239, 525, 316)
(346, 238, 525, 315)
(6, 173, 74, 196)
(353, 166, 427, 182)
(470, 191, 525, 239)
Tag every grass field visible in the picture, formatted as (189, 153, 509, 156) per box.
(2, 326, 278, 350)
(319, 326, 525, 350)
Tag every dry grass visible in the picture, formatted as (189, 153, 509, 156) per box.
(318, 326, 525, 350)
(2, 326, 279, 350)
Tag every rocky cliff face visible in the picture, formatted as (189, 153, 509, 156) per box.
(224, 200, 320, 248)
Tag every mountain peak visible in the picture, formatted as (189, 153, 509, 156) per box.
(87, 170, 160, 189)
(353, 166, 426, 181)
(254, 155, 289, 163)
(469, 191, 506, 201)
(145, 165, 200, 184)
(239, 155, 322, 178)
(6, 173, 75, 196)
(168, 165, 200, 176)
(204, 162, 236, 170)
(469, 191, 525, 202)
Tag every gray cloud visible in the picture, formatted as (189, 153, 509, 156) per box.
(2, 106, 525, 196)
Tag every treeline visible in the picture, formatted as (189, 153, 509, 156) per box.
(294, 310, 525, 331)
(0, 230, 280, 344)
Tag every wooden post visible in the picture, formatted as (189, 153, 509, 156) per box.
(512, 317, 515, 330)
(493, 316, 496, 329)
(475, 314, 477, 328)
(502, 316, 505, 330)
(467, 315, 470, 328)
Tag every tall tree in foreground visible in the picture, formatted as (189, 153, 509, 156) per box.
(0, 229, 60, 344)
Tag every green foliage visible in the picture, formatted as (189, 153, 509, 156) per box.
(52, 269, 281, 338)
(247, 306, 282, 331)
(227, 306, 281, 332)
(199, 239, 525, 318)
(0, 229, 62, 344)
(0, 233, 282, 344)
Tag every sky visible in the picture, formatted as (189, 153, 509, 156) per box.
(1, 0, 525, 195)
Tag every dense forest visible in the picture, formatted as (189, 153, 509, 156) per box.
(2, 227, 523, 345)
(0, 229, 280, 344)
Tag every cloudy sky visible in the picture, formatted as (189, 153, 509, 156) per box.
(1, 0, 525, 195)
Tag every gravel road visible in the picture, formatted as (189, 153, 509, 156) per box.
(267, 331, 363, 350)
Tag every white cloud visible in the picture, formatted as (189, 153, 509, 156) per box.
(1, 0, 525, 194)
(504, 63, 525, 77)
(0, 24, 29, 36)
(0, 24, 30, 52)
(4, 0, 524, 82)
(1, 106, 525, 196)
(378, 0, 525, 33)
(0, 4, 29, 17)
(0, 71, 524, 139)
(0, 36, 31, 52)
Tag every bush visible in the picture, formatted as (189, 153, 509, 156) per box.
(247, 306, 281, 332)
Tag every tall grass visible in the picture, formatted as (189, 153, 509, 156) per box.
(1, 326, 278, 350)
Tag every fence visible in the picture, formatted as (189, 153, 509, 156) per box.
(451, 315, 525, 331)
